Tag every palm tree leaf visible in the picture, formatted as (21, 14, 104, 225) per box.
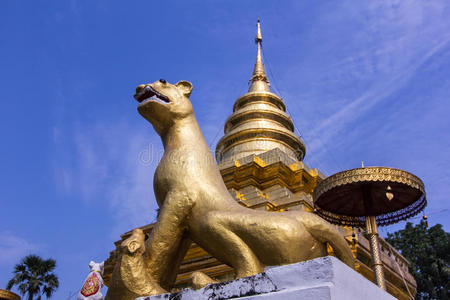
(18, 282, 27, 295)
(42, 258, 56, 271)
(6, 278, 17, 290)
(42, 285, 56, 298)
(14, 264, 27, 273)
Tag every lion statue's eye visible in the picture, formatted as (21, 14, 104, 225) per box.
(159, 79, 167, 84)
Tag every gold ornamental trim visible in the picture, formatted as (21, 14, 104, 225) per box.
(313, 167, 426, 227)
(224, 110, 295, 132)
(314, 167, 425, 200)
(233, 92, 285, 112)
(216, 128, 305, 161)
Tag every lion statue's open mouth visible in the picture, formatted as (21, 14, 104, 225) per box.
(134, 85, 170, 105)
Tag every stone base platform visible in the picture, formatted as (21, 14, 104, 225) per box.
(137, 256, 394, 300)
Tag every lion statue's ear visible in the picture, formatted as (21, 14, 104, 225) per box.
(127, 241, 141, 254)
(175, 81, 193, 97)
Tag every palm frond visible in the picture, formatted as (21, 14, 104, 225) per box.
(7, 254, 59, 300)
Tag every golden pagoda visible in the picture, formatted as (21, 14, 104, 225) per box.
(216, 20, 305, 164)
(104, 21, 417, 299)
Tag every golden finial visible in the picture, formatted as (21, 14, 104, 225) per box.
(249, 20, 270, 93)
(423, 214, 428, 227)
(255, 19, 262, 43)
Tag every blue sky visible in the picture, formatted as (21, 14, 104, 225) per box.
(1, 1, 449, 298)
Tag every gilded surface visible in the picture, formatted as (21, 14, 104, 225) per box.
(366, 216, 386, 290)
(314, 167, 425, 198)
(105, 229, 165, 300)
(0, 289, 20, 300)
(215, 21, 305, 163)
(105, 79, 355, 299)
(313, 167, 426, 227)
(314, 167, 426, 291)
(102, 20, 418, 300)
(190, 271, 219, 290)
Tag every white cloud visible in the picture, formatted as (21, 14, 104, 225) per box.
(54, 120, 163, 237)
(278, 1, 450, 163)
(309, 35, 450, 155)
(0, 231, 40, 266)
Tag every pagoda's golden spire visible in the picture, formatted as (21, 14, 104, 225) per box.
(215, 20, 305, 163)
(249, 20, 270, 93)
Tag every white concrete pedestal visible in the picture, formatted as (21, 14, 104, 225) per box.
(137, 256, 395, 300)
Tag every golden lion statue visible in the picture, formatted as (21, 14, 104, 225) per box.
(106, 79, 354, 299)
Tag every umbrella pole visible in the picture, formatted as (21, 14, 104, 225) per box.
(365, 216, 386, 290)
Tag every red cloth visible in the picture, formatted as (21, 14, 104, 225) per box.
(80, 272, 100, 297)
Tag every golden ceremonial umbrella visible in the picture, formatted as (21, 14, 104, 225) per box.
(313, 167, 426, 290)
